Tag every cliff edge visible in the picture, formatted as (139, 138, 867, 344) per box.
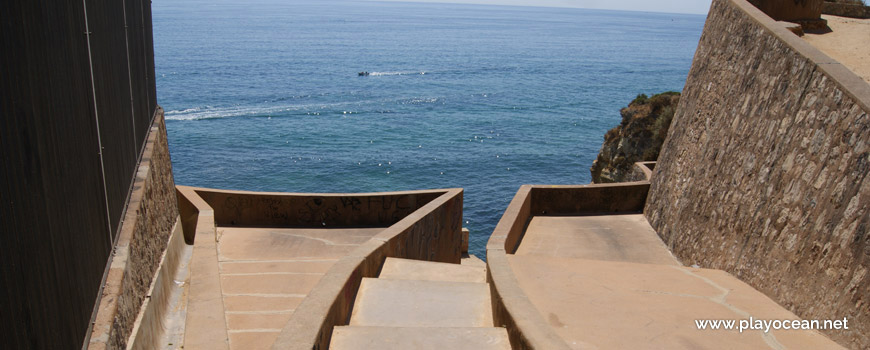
(590, 92, 679, 183)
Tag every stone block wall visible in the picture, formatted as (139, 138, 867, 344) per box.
(645, 0, 869, 348)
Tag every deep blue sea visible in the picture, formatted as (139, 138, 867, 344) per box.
(152, 0, 704, 258)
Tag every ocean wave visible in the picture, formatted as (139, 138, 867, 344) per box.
(165, 105, 271, 120)
(367, 71, 427, 76)
(165, 96, 444, 120)
(165, 101, 371, 120)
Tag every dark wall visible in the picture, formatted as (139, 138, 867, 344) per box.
(0, 0, 158, 348)
(748, 0, 823, 20)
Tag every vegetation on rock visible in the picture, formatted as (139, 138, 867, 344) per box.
(590, 91, 680, 183)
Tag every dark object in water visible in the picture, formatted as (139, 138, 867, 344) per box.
(358, 71, 369, 76)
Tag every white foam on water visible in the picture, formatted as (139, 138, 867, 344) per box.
(368, 71, 426, 76)
(165, 101, 363, 121)
(165, 95, 441, 120)
(165, 105, 290, 120)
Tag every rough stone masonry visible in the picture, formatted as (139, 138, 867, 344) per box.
(645, 0, 870, 348)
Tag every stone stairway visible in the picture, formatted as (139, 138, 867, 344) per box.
(330, 257, 511, 350)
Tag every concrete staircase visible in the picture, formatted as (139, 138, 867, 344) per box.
(330, 257, 511, 350)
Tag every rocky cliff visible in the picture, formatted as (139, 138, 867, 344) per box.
(590, 92, 680, 183)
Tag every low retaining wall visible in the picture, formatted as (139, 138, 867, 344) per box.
(88, 109, 180, 350)
(193, 188, 442, 228)
(626, 161, 656, 182)
(173, 187, 463, 350)
(748, 0, 823, 21)
(646, 0, 869, 347)
(486, 183, 650, 349)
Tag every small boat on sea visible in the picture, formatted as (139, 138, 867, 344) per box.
(358, 71, 369, 76)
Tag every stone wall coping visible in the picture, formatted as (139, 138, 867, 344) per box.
(731, 0, 870, 112)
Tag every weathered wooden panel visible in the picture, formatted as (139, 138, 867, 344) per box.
(0, 0, 159, 348)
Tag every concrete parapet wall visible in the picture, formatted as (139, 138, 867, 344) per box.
(749, 0, 824, 21)
(645, 0, 870, 347)
(193, 188, 442, 229)
(89, 110, 180, 349)
(530, 183, 649, 217)
(174, 187, 466, 350)
(626, 162, 656, 182)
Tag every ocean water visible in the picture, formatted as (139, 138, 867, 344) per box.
(153, 0, 705, 258)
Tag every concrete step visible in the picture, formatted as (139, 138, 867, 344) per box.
(349, 278, 493, 327)
(330, 326, 511, 350)
(461, 254, 486, 267)
(379, 257, 486, 283)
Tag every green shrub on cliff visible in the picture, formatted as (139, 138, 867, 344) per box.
(632, 93, 649, 105)
(590, 91, 681, 183)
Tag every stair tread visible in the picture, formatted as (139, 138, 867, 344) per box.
(331, 326, 511, 350)
(461, 254, 486, 267)
(379, 257, 486, 283)
(350, 278, 493, 327)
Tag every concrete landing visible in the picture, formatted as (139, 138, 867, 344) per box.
(379, 257, 487, 283)
(183, 227, 383, 350)
(330, 326, 511, 350)
(461, 254, 486, 267)
(349, 278, 493, 327)
(508, 254, 844, 350)
(802, 15, 870, 83)
(514, 214, 679, 265)
(217, 227, 381, 261)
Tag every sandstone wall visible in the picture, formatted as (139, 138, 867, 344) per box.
(89, 110, 180, 350)
(645, 0, 870, 348)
